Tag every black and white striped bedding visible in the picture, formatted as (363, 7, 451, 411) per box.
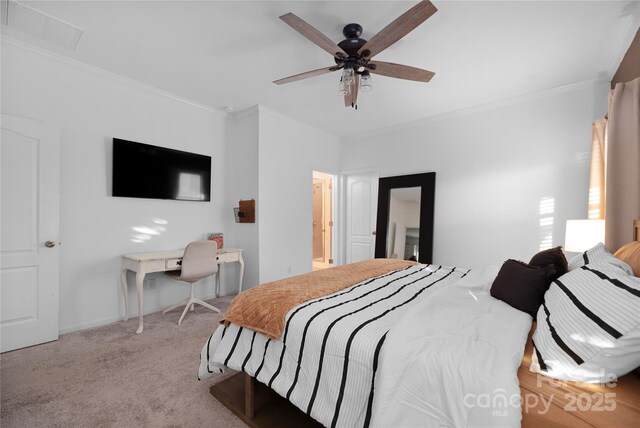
(199, 264, 468, 428)
(532, 260, 640, 382)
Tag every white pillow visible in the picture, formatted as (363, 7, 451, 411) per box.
(567, 242, 634, 276)
(531, 261, 640, 383)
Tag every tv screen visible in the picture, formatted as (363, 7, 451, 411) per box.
(112, 138, 211, 201)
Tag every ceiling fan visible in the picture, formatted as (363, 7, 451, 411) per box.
(273, 0, 437, 109)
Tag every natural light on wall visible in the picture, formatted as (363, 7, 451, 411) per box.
(539, 197, 555, 250)
(131, 217, 168, 243)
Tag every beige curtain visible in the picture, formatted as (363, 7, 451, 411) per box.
(588, 117, 607, 219)
(605, 77, 640, 251)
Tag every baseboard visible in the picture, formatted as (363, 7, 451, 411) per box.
(58, 293, 229, 335)
(58, 314, 124, 335)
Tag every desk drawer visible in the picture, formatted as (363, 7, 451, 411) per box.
(217, 252, 239, 263)
(166, 258, 183, 269)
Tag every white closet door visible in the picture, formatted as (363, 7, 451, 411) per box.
(1, 115, 60, 352)
(345, 172, 378, 263)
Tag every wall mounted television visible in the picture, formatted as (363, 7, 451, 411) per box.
(112, 138, 211, 201)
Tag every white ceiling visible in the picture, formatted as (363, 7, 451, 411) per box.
(3, 1, 639, 138)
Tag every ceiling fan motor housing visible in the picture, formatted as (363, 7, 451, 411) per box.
(342, 23, 362, 38)
(337, 23, 367, 57)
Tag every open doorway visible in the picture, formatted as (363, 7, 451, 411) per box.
(312, 171, 334, 271)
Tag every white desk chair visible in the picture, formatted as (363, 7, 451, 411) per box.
(163, 240, 221, 325)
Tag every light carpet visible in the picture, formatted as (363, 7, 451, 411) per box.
(1, 296, 246, 428)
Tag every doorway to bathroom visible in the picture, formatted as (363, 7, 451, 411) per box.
(312, 171, 335, 271)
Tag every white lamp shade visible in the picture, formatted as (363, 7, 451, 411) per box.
(564, 219, 605, 252)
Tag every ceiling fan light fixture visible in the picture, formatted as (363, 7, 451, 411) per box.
(360, 70, 373, 92)
(338, 77, 349, 96)
(342, 67, 355, 85)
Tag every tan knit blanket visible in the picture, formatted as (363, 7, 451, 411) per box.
(222, 258, 416, 339)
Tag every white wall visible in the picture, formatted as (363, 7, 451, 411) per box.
(224, 106, 341, 288)
(341, 81, 610, 268)
(1, 41, 229, 333)
(225, 109, 260, 290)
(258, 107, 341, 282)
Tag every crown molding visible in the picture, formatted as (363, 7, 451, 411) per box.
(256, 105, 340, 142)
(341, 77, 609, 141)
(230, 105, 339, 141)
(231, 105, 260, 120)
(1, 36, 229, 117)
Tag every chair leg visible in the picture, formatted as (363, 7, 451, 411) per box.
(191, 298, 221, 314)
(163, 298, 190, 315)
(178, 284, 196, 325)
(172, 281, 221, 325)
(178, 299, 193, 325)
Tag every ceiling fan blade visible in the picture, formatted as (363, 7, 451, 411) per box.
(280, 12, 348, 59)
(369, 61, 435, 82)
(273, 66, 338, 85)
(358, 0, 437, 59)
(344, 75, 360, 108)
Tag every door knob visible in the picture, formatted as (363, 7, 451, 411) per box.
(44, 241, 56, 248)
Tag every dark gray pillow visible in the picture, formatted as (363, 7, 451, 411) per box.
(490, 259, 556, 317)
(529, 246, 568, 280)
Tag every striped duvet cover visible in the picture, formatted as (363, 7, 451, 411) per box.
(199, 264, 468, 428)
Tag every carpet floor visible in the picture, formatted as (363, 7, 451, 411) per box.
(1, 296, 247, 428)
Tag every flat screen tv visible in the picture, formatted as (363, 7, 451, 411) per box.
(112, 138, 211, 201)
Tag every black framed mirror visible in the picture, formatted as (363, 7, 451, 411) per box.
(374, 172, 436, 264)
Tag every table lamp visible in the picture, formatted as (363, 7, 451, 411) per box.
(564, 219, 605, 252)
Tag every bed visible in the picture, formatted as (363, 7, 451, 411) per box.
(198, 223, 640, 428)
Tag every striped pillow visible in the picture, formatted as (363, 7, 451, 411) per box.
(531, 261, 640, 383)
(568, 242, 634, 276)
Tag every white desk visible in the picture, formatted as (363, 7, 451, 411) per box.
(121, 247, 244, 334)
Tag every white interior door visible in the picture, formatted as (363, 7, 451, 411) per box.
(1, 115, 60, 352)
(345, 171, 378, 263)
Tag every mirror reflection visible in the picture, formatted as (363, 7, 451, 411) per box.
(386, 187, 421, 261)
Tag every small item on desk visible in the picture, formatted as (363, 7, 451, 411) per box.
(208, 232, 224, 249)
